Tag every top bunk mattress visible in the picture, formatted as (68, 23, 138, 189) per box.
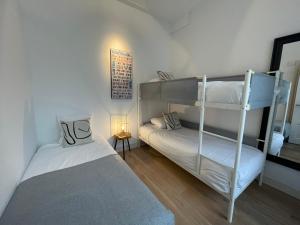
(139, 124, 264, 195)
(198, 81, 244, 104)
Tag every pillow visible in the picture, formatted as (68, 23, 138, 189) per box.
(149, 78, 161, 82)
(59, 115, 93, 148)
(269, 132, 284, 156)
(157, 71, 174, 81)
(150, 117, 166, 129)
(57, 113, 92, 144)
(162, 112, 181, 130)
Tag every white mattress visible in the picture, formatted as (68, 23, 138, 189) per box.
(139, 124, 264, 196)
(140, 124, 199, 170)
(22, 135, 116, 182)
(198, 81, 244, 104)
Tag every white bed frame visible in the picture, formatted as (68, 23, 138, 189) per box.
(137, 70, 281, 223)
(269, 75, 292, 156)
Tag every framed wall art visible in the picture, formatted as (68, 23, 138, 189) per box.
(110, 49, 133, 99)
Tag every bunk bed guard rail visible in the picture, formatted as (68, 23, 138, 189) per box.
(140, 77, 200, 105)
(139, 72, 279, 110)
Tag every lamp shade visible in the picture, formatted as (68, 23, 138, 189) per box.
(110, 114, 128, 135)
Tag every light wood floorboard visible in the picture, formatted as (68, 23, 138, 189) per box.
(123, 146, 300, 225)
(280, 143, 300, 164)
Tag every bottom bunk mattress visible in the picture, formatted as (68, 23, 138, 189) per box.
(0, 136, 174, 225)
(139, 124, 264, 196)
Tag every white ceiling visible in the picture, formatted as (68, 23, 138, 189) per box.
(117, 0, 148, 13)
(118, 0, 202, 33)
(19, 0, 202, 33)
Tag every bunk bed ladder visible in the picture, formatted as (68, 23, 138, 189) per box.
(258, 71, 281, 185)
(137, 84, 141, 147)
(277, 81, 291, 157)
(227, 70, 253, 223)
(280, 79, 291, 136)
(197, 75, 207, 173)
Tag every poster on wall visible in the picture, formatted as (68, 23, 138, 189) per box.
(110, 49, 133, 99)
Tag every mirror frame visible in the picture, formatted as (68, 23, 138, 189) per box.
(259, 32, 300, 171)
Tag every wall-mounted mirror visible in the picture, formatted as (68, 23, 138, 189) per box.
(259, 32, 300, 170)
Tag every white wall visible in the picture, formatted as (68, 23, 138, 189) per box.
(0, 0, 37, 216)
(264, 162, 300, 199)
(171, 0, 300, 76)
(19, 0, 171, 146)
(170, 0, 300, 137)
(169, 0, 300, 198)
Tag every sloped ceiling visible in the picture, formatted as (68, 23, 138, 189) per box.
(116, 0, 148, 13)
(117, 0, 202, 33)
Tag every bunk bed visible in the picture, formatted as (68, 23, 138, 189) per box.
(137, 70, 290, 223)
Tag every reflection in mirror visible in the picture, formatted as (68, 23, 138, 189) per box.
(269, 41, 300, 164)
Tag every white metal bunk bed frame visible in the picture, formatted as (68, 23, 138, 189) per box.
(269, 75, 291, 157)
(137, 70, 281, 223)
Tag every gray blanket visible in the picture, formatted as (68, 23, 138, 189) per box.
(0, 155, 174, 225)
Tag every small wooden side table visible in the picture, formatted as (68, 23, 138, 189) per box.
(113, 132, 131, 160)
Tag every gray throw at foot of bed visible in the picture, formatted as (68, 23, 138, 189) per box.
(0, 155, 174, 225)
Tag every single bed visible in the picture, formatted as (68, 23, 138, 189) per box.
(139, 124, 264, 197)
(0, 136, 174, 225)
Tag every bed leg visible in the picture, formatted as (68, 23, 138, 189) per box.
(137, 139, 141, 148)
(227, 198, 235, 223)
(259, 172, 264, 186)
(114, 139, 118, 149)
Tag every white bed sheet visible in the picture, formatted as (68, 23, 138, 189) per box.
(139, 124, 264, 195)
(139, 124, 198, 170)
(198, 81, 244, 104)
(22, 135, 116, 182)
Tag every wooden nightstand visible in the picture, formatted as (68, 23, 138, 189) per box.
(113, 132, 131, 160)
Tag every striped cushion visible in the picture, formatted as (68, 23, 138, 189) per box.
(157, 71, 174, 81)
(162, 112, 182, 130)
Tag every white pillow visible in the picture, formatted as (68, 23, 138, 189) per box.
(269, 132, 284, 156)
(57, 113, 92, 144)
(150, 117, 166, 129)
(149, 78, 161, 82)
(198, 81, 244, 104)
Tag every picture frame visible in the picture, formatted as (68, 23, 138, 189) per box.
(110, 49, 133, 99)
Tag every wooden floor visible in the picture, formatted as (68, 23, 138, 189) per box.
(123, 146, 300, 225)
(280, 142, 300, 164)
